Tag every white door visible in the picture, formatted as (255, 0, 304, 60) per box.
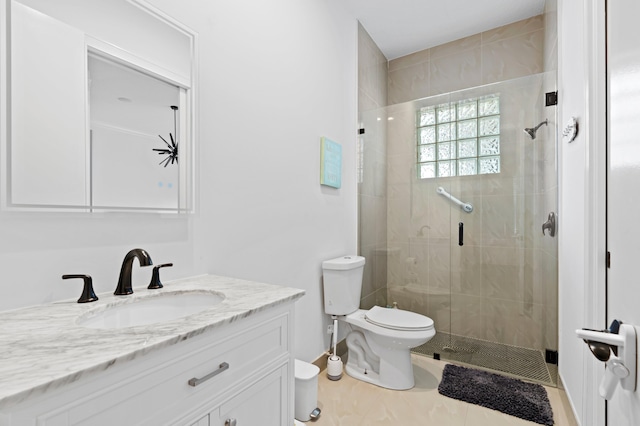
(607, 0, 640, 423)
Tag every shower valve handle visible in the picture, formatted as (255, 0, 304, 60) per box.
(542, 212, 556, 237)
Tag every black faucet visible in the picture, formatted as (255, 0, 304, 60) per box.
(114, 248, 153, 295)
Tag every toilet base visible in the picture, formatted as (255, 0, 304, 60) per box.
(345, 363, 384, 388)
(345, 353, 415, 390)
(344, 330, 417, 390)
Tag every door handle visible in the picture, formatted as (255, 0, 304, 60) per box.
(458, 222, 463, 246)
(576, 322, 637, 400)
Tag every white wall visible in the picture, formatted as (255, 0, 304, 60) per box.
(557, 0, 606, 424)
(558, 0, 586, 414)
(0, 0, 358, 363)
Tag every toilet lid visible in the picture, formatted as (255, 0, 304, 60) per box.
(365, 306, 434, 331)
(322, 255, 365, 270)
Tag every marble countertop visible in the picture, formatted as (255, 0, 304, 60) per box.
(0, 274, 305, 409)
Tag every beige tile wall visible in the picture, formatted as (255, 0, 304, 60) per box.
(388, 16, 545, 104)
(357, 23, 388, 309)
(544, 0, 558, 73)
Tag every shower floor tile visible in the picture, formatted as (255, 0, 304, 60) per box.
(412, 332, 556, 386)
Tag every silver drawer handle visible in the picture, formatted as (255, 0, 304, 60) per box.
(188, 362, 229, 387)
(225, 419, 237, 426)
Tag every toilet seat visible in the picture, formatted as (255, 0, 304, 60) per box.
(364, 306, 434, 331)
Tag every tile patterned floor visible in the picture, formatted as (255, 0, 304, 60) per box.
(312, 354, 578, 426)
(413, 332, 556, 386)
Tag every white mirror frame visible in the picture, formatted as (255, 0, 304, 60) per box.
(0, 0, 198, 214)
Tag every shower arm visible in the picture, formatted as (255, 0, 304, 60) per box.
(533, 120, 548, 132)
(436, 186, 473, 213)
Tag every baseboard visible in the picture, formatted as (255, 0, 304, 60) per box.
(557, 374, 581, 426)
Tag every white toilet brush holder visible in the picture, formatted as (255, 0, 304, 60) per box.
(327, 316, 343, 380)
(327, 355, 343, 381)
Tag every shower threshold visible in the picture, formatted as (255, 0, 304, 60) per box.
(412, 332, 557, 386)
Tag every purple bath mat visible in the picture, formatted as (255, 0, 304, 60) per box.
(438, 364, 554, 425)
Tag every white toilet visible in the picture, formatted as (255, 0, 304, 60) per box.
(322, 255, 435, 390)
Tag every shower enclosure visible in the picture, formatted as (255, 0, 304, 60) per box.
(357, 72, 558, 385)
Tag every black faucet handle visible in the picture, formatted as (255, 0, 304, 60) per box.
(148, 263, 173, 289)
(62, 274, 99, 303)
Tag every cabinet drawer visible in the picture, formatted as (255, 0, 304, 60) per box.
(63, 312, 289, 425)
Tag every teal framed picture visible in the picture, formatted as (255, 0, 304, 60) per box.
(320, 137, 342, 188)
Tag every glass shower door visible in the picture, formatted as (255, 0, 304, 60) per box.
(427, 74, 558, 386)
(358, 72, 558, 386)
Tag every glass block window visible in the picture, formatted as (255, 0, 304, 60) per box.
(417, 95, 501, 179)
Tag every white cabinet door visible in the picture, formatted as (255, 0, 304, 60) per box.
(213, 365, 287, 426)
(608, 0, 640, 423)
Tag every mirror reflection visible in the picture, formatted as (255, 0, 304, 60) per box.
(89, 54, 182, 210)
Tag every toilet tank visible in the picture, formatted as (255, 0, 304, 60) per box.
(322, 255, 365, 315)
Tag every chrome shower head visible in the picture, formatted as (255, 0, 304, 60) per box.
(524, 127, 537, 139)
(523, 119, 548, 140)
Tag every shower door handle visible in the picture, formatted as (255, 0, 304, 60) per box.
(458, 222, 464, 246)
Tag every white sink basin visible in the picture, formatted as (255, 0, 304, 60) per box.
(77, 291, 225, 329)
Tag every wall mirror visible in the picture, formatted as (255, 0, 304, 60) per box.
(0, 0, 196, 213)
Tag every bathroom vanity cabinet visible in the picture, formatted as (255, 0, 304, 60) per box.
(0, 276, 303, 426)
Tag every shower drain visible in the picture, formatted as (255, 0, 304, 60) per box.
(412, 332, 555, 386)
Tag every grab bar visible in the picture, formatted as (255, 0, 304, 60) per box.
(436, 186, 473, 213)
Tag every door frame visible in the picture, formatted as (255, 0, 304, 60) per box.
(583, 0, 608, 424)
